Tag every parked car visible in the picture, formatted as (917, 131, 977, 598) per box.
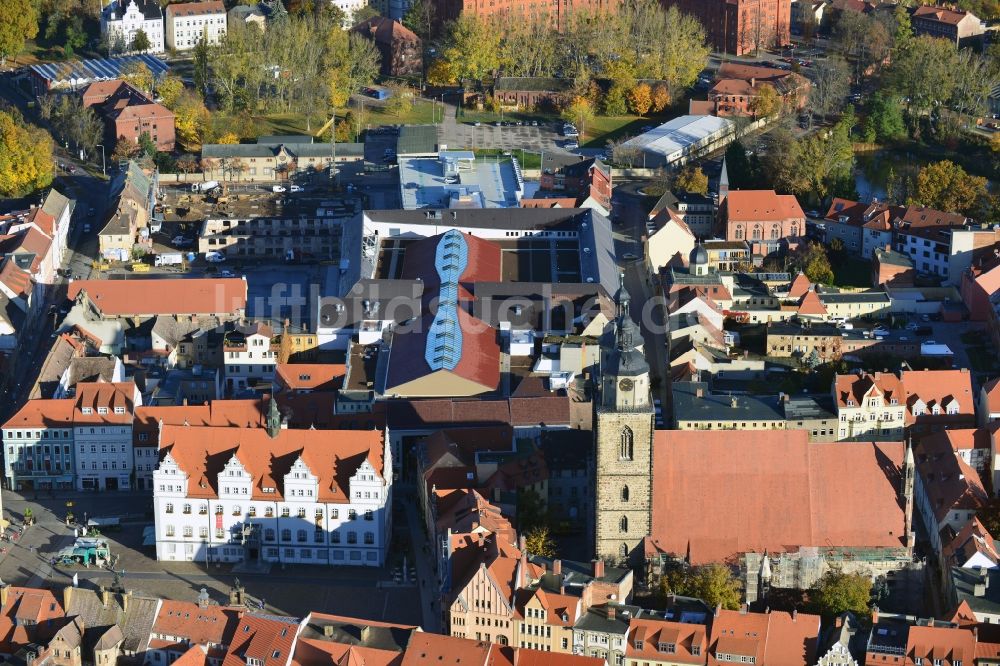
(172, 236, 193, 247)
(622, 253, 639, 261)
(905, 322, 919, 331)
(272, 185, 287, 193)
(219, 269, 236, 278)
(205, 251, 226, 263)
(289, 185, 304, 193)
(82, 223, 91, 233)
(564, 140, 579, 150)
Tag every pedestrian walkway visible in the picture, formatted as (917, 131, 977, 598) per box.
(402, 487, 441, 633)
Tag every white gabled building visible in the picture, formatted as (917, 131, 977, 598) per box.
(100, 0, 165, 53)
(152, 402, 392, 567)
(165, 0, 227, 51)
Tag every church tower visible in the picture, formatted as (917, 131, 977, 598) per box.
(594, 275, 654, 564)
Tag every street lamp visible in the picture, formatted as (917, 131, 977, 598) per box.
(95, 144, 106, 176)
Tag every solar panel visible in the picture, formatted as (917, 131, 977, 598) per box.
(425, 230, 468, 371)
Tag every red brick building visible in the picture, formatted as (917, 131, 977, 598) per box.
(435, 0, 618, 29)
(708, 62, 809, 116)
(872, 246, 915, 288)
(539, 156, 612, 214)
(81, 79, 175, 151)
(662, 0, 791, 55)
(352, 17, 422, 78)
(719, 189, 804, 255)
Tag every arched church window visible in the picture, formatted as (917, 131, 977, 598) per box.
(621, 485, 630, 502)
(619, 516, 628, 533)
(620, 427, 633, 461)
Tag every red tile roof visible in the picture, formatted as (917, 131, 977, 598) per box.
(294, 639, 402, 666)
(913, 4, 973, 24)
(159, 424, 385, 502)
(152, 600, 242, 648)
(901, 369, 974, 424)
(834, 372, 904, 409)
(4, 398, 75, 429)
(627, 617, 707, 665)
(707, 609, 820, 666)
(943, 516, 999, 568)
(166, 0, 225, 16)
(724, 190, 804, 223)
(650, 431, 908, 563)
(907, 624, 976, 666)
(73, 382, 136, 424)
(915, 432, 989, 523)
(222, 614, 299, 666)
(787, 273, 812, 299)
(67, 278, 247, 317)
(275, 364, 346, 392)
(0, 259, 32, 300)
(401, 633, 505, 666)
(796, 289, 827, 315)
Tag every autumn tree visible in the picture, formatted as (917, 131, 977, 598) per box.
(750, 83, 780, 118)
(561, 96, 595, 141)
(796, 242, 835, 285)
(675, 165, 708, 195)
(0, 0, 38, 66)
(810, 570, 872, 619)
(173, 90, 211, 151)
(156, 74, 185, 108)
(524, 526, 556, 558)
(121, 61, 154, 94)
(216, 132, 240, 144)
(808, 54, 850, 121)
(384, 82, 414, 118)
(659, 563, 742, 611)
(111, 140, 140, 164)
(911, 160, 989, 217)
(426, 59, 455, 85)
(627, 83, 652, 116)
(440, 13, 500, 83)
(651, 84, 670, 113)
(0, 111, 54, 196)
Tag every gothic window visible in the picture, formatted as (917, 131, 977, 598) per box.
(619, 427, 634, 461)
(770, 225, 780, 240)
(621, 543, 629, 559)
(735, 226, 744, 240)
(619, 516, 628, 533)
(752, 225, 762, 240)
(621, 485, 630, 502)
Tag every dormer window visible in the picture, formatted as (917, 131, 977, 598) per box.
(97, 407, 108, 415)
(658, 643, 675, 654)
(82, 407, 93, 415)
(634, 641, 643, 650)
(114, 406, 125, 415)
(846, 400, 854, 406)
(931, 404, 941, 415)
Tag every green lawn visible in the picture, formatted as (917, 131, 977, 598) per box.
(362, 99, 440, 126)
(832, 258, 872, 288)
(473, 149, 542, 169)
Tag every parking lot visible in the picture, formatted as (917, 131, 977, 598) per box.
(0, 489, 425, 624)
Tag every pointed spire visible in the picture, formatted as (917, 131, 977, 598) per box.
(266, 395, 281, 439)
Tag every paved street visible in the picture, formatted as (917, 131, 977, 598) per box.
(610, 188, 671, 415)
(0, 489, 424, 624)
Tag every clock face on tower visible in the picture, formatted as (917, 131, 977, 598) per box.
(618, 378, 634, 392)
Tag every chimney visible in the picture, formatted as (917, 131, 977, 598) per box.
(792, 609, 797, 621)
(592, 559, 605, 578)
(0, 582, 8, 608)
(323, 625, 334, 638)
(519, 535, 527, 553)
(739, 603, 748, 614)
(606, 603, 616, 621)
(835, 615, 843, 629)
(871, 608, 879, 625)
(361, 625, 372, 644)
(122, 590, 131, 614)
(63, 586, 73, 612)
(696, 387, 704, 398)
(553, 559, 562, 575)
(731, 396, 738, 408)
(885, 244, 892, 252)
(100, 586, 110, 607)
